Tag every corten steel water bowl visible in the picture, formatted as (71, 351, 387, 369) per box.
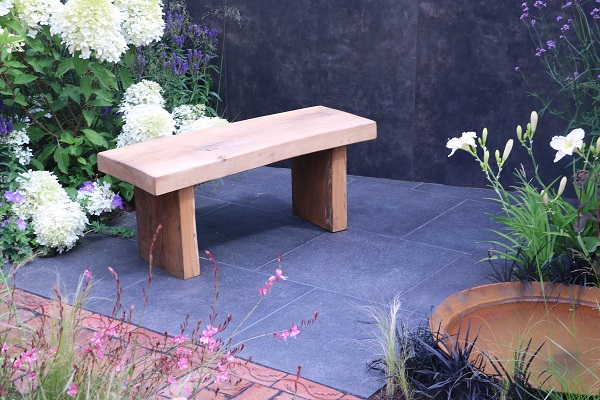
(430, 282, 600, 395)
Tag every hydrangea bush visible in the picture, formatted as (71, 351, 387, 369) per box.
(0, 0, 229, 264)
(0, 0, 164, 194)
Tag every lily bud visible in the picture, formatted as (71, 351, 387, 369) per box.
(526, 123, 532, 139)
(541, 190, 548, 206)
(530, 111, 538, 135)
(495, 149, 501, 164)
(502, 139, 514, 163)
(596, 137, 600, 156)
(516, 125, 523, 142)
(483, 149, 490, 165)
(557, 176, 567, 198)
(482, 128, 488, 146)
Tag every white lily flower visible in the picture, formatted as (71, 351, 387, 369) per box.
(446, 132, 477, 157)
(549, 128, 585, 162)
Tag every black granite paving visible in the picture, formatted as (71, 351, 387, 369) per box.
(14, 167, 500, 398)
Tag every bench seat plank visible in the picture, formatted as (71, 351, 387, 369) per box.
(98, 106, 376, 196)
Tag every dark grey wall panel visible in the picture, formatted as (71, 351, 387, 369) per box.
(189, 1, 567, 188)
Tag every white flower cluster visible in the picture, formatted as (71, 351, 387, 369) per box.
(172, 104, 228, 134)
(76, 181, 118, 216)
(116, 81, 175, 147)
(0, 0, 14, 17)
(179, 115, 229, 134)
(116, 104, 175, 147)
(119, 80, 165, 115)
(12, 0, 61, 37)
(50, 0, 127, 63)
(114, 0, 165, 47)
(3, 127, 33, 165)
(14, 171, 88, 252)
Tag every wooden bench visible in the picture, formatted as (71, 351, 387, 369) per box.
(97, 106, 377, 279)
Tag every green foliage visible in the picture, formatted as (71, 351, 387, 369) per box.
(133, 0, 220, 113)
(0, 14, 133, 192)
(447, 112, 600, 283)
(86, 221, 134, 238)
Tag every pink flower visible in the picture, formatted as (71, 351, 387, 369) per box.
(275, 269, 286, 281)
(200, 324, 220, 349)
(13, 357, 22, 369)
(276, 330, 290, 341)
(95, 348, 106, 359)
(168, 375, 177, 385)
(28, 371, 36, 381)
(177, 357, 189, 370)
(1, 342, 8, 353)
(275, 324, 300, 340)
(214, 363, 228, 384)
(201, 324, 218, 339)
(176, 347, 191, 358)
(259, 268, 287, 296)
(84, 268, 92, 279)
(91, 332, 105, 347)
(115, 360, 123, 372)
(67, 383, 78, 397)
(170, 334, 188, 345)
(171, 398, 187, 400)
(22, 348, 37, 364)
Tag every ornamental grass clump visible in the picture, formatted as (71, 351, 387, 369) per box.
(447, 112, 600, 283)
(0, 244, 318, 399)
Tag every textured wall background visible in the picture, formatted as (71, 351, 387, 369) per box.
(188, 1, 567, 188)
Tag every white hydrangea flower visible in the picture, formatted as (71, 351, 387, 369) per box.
(14, 170, 70, 218)
(116, 104, 175, 147)
(0, 0, 14, 17)
(31, 200, 88, 252)
(119, 80, 165, 115)
(4, 127, 32, 166)
(50, 0, 127, 63)
(178, 116, 229, 134)
(114, 0, 165, 47)
(77, 181, 118, 216)
(172, 104, 206, 132)
(12, 0, 61, 37)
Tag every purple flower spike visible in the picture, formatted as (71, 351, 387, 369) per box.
(78, 181, 95, 193)
(112, 195, 124, 210)
(4, 191, 24, 203)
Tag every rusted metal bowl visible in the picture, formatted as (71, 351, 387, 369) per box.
(430, 282, 600, 395)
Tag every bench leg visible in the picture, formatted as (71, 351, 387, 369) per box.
(134, 186, 200, 279)
(291, 146, 347, 232)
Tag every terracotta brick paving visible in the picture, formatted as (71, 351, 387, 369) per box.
(4, 288, 367, 400)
